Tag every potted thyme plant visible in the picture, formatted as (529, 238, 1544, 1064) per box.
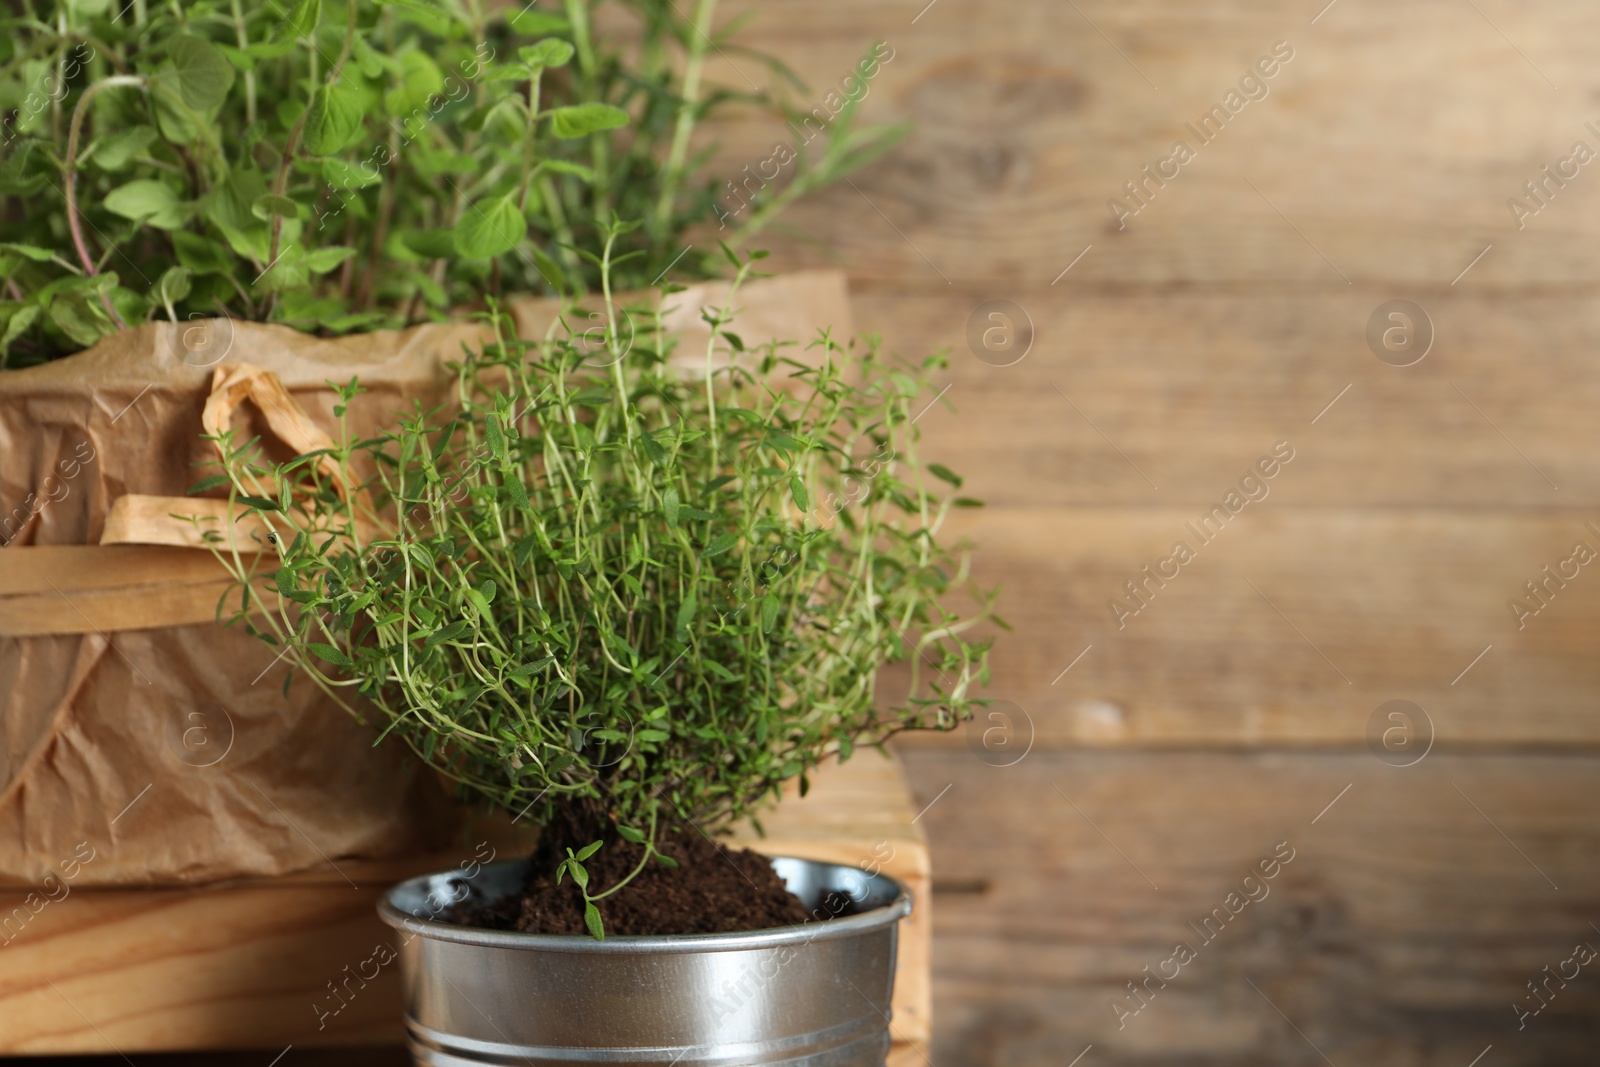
(201, 246, 994, 1064)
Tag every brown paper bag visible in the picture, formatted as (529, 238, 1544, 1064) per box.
(0, 271, 852, 887)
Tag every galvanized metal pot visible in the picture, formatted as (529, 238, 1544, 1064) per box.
(378, 856, 911, 1067)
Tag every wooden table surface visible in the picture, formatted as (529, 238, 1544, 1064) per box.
(701, 1, 1600, 1064)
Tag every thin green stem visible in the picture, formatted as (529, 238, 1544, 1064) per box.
(586, 806, 659, 901)
(652, 0, 716, 244)
(63, 73, 144, 327)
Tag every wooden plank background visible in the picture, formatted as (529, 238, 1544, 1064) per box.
(704, 0, 1600, 1063)
(9, 1, 1600, 1064)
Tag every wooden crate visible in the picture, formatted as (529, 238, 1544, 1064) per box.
(0, 751, 930, 1055)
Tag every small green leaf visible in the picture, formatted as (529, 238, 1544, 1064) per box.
(246, 40, 299, 61)
(104, 180, 185, 230)
(531, 246, 565, 290)
(568, 859, 589, 891)
(575, 840, 602, 860)
(539, 159, 595, 182)
(251, 193, 299, 221)
(503, 476, 529, 509)
(0, 243, 55, 262)
(549, 103, 628, 139)
(616, 825, 644, 844)
(674, 593, 696, 638)
(287, 0, 322, 37)
(384, 50, 445, 117)
(453, 196, 526, 258)
(303, 81, 364, 156)
(155, 265, 192, 309)
(92, 127, 157, 172)
(520, 39, 574, 68)
(509, 656, 555, 678)
(306, 642, 353, 668)
(350, 34, 388, 78)
(485, 413, 508, 462)
(702, 532, 738, 558)
(47, 289, 114, 347)
(322, 158, 382, 189)
(402, 229, 456, 258)
(172, 231, 234, 274)
(584, 901, 605, 940)
(304, 246, 356, 273)
(761, 593, 779, 632)
(0, 141, 45, 196)
(186, 474, 231, 495)
(926, 463, 963, 488)
(377, 0, 453, 34)
(663, 486, 679, 528)
(655, 853, 678, 869)
(789, 475, 808, 511)
(169, 35, 236, 110)
(237, 495, 281, 511)
(506, 8, 568, 33)
(0, 304, 37, 352)
(424, 619, 470, 647)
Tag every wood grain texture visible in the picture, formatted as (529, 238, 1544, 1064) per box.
(0, 750, 929, 1053)
(882, 505, 1600, 747)
(850, 289, 1600, 509)
(901, 747, 1600, 1067)
(701, 0, 1600, 287)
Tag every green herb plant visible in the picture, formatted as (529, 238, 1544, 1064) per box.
(199, 240, 994, 938)
(0, 0, 904, 366)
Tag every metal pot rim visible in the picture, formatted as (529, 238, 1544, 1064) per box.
(378, 855, 911, 955)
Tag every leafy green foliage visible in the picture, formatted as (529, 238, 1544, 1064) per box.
(0, 1, 904, 366)
(202, 246, 995, 882)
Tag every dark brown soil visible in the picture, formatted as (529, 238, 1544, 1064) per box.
(451, 827, 835, 936)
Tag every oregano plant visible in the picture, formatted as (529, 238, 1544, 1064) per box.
(0, 0, 905, 366)
(198, 242, 996, 937)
